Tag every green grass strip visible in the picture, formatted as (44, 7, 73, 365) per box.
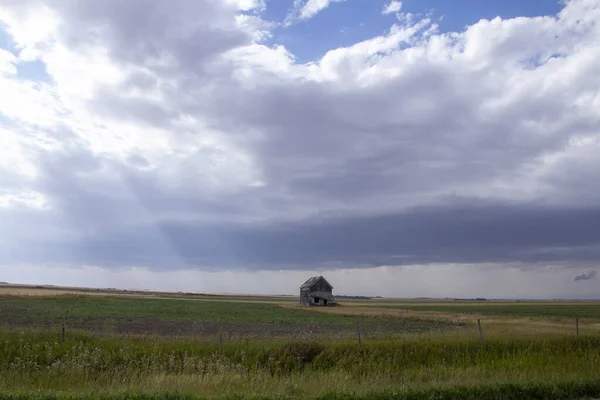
(320, 380, 600, 400)
(3, 381, 600, 400)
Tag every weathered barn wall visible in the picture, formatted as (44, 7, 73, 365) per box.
(300, 288, 311, 305)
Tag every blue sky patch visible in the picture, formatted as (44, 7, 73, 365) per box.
(16, 59, 51, 83)
(0, 24, 51, 83)
(262, 0, 564, 63)
(0, 23, 15, 54)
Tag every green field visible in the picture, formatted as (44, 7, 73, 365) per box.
(1, 295, 320, 322)
(2, 293, 600, 399)
(0, 295, 454, 339)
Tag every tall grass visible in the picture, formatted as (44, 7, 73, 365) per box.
(1, 331, 600, 398)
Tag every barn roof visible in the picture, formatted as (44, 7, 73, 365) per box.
(300, 276, 333, 289)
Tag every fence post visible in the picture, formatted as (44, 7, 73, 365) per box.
(61, 316, 66, 343)
(356, 319, 362, 346)
(218, 320, 225, 352)
(477, 319, 483, 343)
(576, 317, 579, 337)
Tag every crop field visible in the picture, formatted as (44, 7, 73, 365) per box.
(2, 290, 600, 399)
(0, 295, 454, 339)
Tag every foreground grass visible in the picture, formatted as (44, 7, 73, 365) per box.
(1, 331, 600, 398)
(4, 381, 600, 399)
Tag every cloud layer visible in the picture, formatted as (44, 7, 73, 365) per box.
(0, 0, 600, 289)
(383, 1, 402, 15)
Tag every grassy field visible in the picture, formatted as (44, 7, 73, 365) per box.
(1, 332, 600, 399)
(2, 291, 600, 399)
(0, 295, 454, 339)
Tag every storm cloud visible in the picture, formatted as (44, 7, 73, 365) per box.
(575, 271, 598, 282)
(0, 0, 600, 295)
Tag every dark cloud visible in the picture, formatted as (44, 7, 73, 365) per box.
(574, 271, 597, 282)
(51, 0, 249, 68)
(4, 197, 600, 270)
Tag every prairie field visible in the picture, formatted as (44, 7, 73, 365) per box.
(1, 288, 600, 399)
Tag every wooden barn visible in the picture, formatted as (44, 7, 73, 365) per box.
(300, 276, 335, 306)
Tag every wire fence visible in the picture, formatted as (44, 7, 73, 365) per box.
(0, 315, 590, 346)
(0, 292, 594, 345)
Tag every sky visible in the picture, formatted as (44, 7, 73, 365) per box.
(0, 0, 599, 299)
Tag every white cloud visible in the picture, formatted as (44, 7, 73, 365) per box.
(382, 0, 402, 15)
(0, 2, 58, 60)
(315, 19, 432, 82)
(223, 0, 266, 12)
(0, 190, 48, 209)
(287, 0, 345, 23)
(0, 49, 17, 75)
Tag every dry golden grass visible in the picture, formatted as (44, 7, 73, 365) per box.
(341, 299, 600, 307)
(0, 284, 296, 304)
(0, 288, 93, 296)
(0, 287, 160, 298)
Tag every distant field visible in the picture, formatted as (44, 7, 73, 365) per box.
(0, 284, 296, 302)
(347, 302, 600, 318)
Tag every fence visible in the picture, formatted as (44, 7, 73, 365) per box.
(22, 315, 590, 346)
(0, 292, 594, 345)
